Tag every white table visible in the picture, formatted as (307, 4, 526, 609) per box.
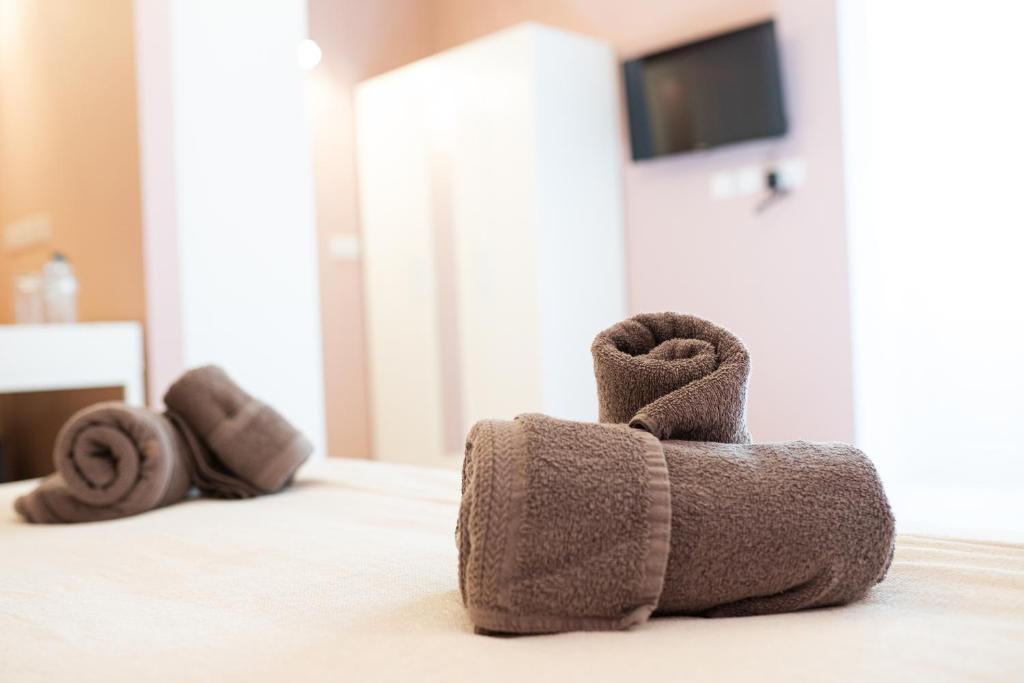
(0, 322, 144, 405)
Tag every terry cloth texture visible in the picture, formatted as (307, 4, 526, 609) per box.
(163, 365, 312, 496)
(591, 312, 751, 443)
(656, 439, 896, 617)
(457, 414, 671, 634)
(457, 415, 895, 634)
(14, 403, 193, 523)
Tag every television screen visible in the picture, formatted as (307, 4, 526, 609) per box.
(624, 20, 787, 160)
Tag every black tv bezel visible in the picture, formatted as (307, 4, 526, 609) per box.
(624, 19, 788, 161)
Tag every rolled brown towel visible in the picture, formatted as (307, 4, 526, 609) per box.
(458, 414, 895, 634)
(14, 403, 193, 524)
(591, 312, 751, 443)
(163, 365, 312, 496)
(15, 366, 312, 523)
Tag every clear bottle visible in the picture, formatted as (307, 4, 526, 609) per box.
(13, 273, 45, 324)
(41, 252, 78, 323)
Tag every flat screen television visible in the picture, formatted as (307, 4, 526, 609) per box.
(624, 20, 787, 161)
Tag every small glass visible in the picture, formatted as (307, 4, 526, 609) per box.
(13, 273, 45, 324)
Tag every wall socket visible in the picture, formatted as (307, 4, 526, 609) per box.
(327, 233, 361, 261)
(3, 213, 52, 252)
(774, 158, 807, 191)
(709, 158, 807, 201)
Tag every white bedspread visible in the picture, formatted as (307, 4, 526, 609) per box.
(1, 459, 1022, 682)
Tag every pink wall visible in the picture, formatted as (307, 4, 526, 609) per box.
(311, 0, 854, 452)
(308, 1, 438, 457)
(134, 0, 184, 407)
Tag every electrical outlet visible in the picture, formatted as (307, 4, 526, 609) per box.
(735, 165, 762, 196)
(775, 158, 807, 191)
(710, 170, 737, 200)
(710, 158, 808, 202)
(327, 233, 361, 261)
(3, 213, 52, 252)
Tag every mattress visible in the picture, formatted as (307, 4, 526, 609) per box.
(1, 459, 1022, 682)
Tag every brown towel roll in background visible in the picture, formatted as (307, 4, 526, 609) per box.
(15, 366, 312, 523)
(591, 312, 751, 443)
(458, 414, 895, 635)
(14, 403, 193, 524)
(163, 365, 312, 495)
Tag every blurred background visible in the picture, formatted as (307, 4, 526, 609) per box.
(0, 0, 1020, 536)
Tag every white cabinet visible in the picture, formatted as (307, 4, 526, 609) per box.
(0, 322, 144, 404)
(356, 24, 627, 465)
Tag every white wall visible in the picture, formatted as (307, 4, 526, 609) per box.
(531, 25, 627, 423)
(136, 0, 326, 455)
(839, 1, 1024, 490)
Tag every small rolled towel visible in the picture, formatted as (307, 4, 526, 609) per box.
(14, 404, 193, 524)
(591, 312, 751, 443)
(457, 414, 895, 634)
(163, 365, 312, 496)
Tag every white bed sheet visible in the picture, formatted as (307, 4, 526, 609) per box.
(1, 459, 1022, 682)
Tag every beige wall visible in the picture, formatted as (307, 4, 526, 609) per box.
(313, 0, 855, 452)
(0, 0, 144, 325)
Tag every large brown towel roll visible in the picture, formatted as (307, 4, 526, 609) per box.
(163, 366, 312, 496)
(13, 404, 193, 524)
(591, 312, 751, 443)
(457, 414, 895, 635)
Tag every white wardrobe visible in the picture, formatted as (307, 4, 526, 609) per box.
(356, 23, 627, 466)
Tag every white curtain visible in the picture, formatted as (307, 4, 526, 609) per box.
(838, 1, 1024, 533)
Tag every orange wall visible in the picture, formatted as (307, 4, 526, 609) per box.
(0, 0, 144, 325)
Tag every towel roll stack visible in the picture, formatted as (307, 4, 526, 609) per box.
(458, 414, 895, 634)
(14, 366, 312, 524)
(459, 311, 896, 635)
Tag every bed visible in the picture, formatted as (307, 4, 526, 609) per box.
(2, 459, 1022, 682)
